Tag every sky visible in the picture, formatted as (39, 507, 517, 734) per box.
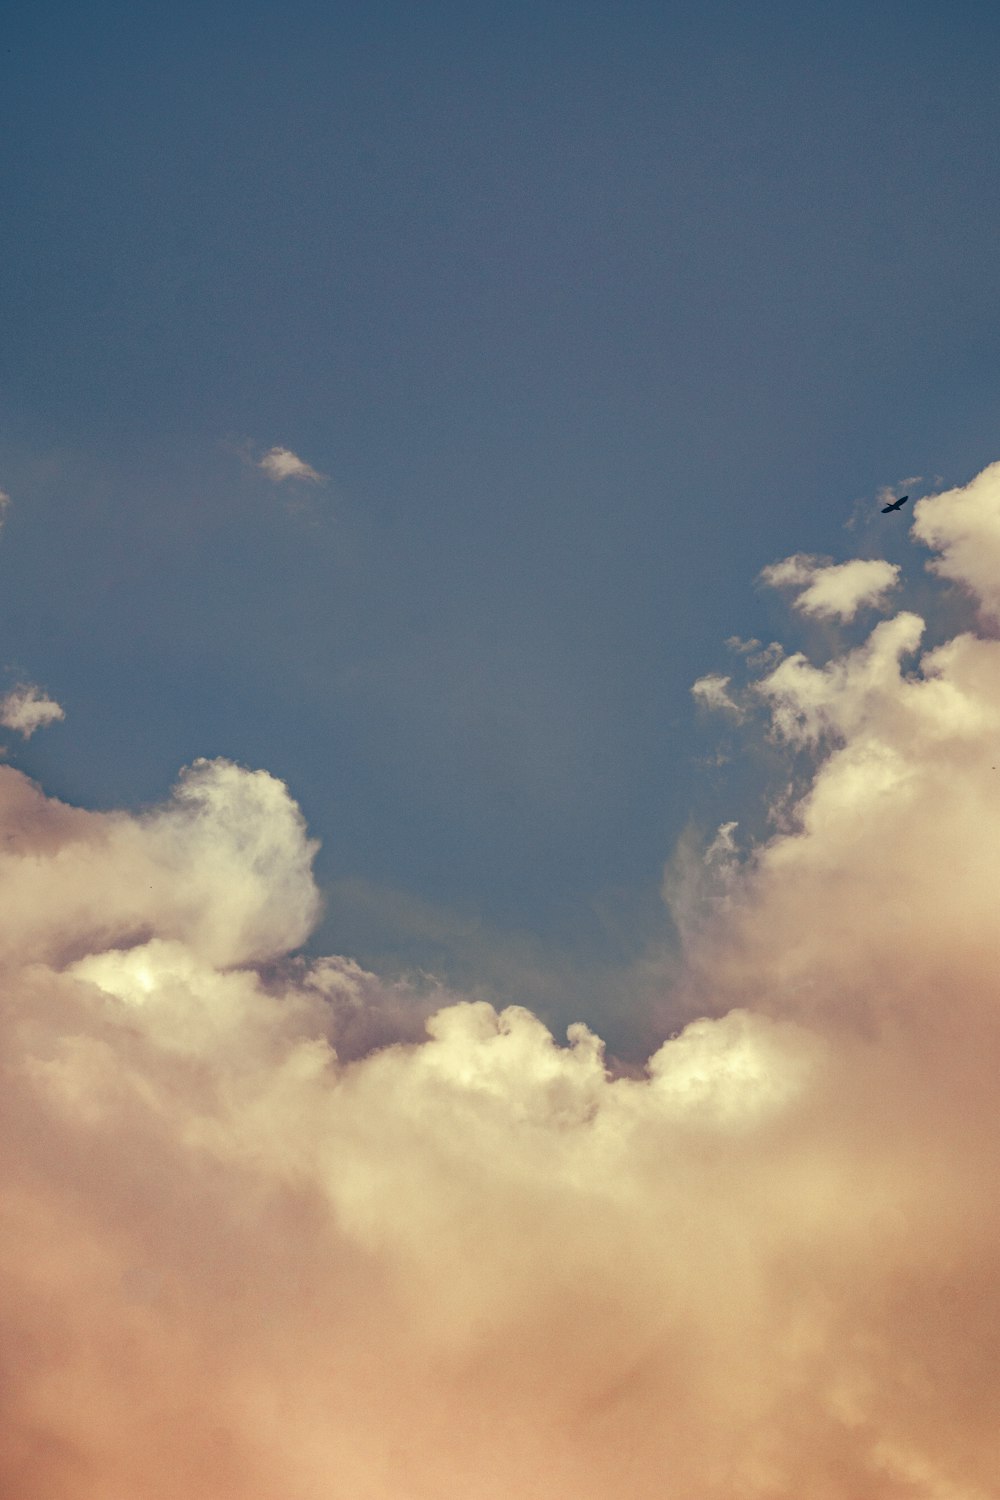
(3, 0, 1000, 1028)
(3, 3, 1000, 1494)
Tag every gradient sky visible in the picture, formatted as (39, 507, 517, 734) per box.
(2, 0, 999, 1040)
(8, 9, 1000, 1493)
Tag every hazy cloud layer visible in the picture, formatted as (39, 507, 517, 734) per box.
(3, 465, 1000, 1496)
(761, 553, 900, 620)
(257, 445, 326, 483)
(0, 682, 65, 738)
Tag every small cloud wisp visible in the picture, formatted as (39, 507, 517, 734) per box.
(0, 682, 65, 738)
(257, 445, 326, 484)
(691, 671, 742, 716)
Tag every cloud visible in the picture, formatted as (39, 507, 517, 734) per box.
(760, 553, 900, 621)
(755, 610, 924, 744)
(257, 445, 326, 484)
(0, 682, 65, 738)
(913, 458, 1000, 622)
(876, 476, 922, 508)
(3, 463, 1000, 1495)
(0, 488, 10, 529)
(691, 671, 741, 714)
(726, 636, 784, 670)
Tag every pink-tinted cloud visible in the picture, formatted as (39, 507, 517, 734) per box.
(3, 465, 1000, 1496)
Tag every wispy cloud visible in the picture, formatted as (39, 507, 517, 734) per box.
(0, 682, 64, 737)
(691, 671, 742, 715)
(725, 635, 784, 670)
(257, 445, 326, 484)
(876, 475, 922, 508)
(845, 478, 921, 532)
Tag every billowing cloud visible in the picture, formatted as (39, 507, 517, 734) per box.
(0, 682, 65, 737)
(3, 464, 1000, 1496)
(257, 445, 326, 483)
(913, 458, 1000, 621)
(761, 553, 900, 620)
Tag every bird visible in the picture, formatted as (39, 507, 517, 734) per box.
(881, 494, 909, 514)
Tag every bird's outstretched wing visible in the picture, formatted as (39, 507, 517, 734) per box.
(881, 494, 909, 513)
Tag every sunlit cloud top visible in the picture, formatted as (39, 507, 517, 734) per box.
(914, 458, 1000, 622)
(257, 445, 326, 484)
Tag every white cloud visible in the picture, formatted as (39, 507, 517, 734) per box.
(760, 553, 900, 621)
(0, 757, 320, 969)
(913, 459, 1000, 621)
(257, 445, 326, 483)
(758, 552, 820, 590)
(691, 671, 741, 715)
(0, 682, 65, 738)
(756, 611, 924, 743)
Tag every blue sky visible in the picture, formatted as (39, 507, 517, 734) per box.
(2, 0, 999, 1041)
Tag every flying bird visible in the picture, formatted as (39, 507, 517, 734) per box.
(881, 494, 909, 514)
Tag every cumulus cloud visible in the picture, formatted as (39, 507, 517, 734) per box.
(0, 488, 10, 529)
(755, 610, 924, 744)
(913, 458, 1000, 622)
(760, 552, 900, 620)
(0, 682, 65, 738)
(4, 463, 1000, 1496)
(257, 445, 325, 483)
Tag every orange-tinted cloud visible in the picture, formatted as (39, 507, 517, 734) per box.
(4, 467, 1000, 1497)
